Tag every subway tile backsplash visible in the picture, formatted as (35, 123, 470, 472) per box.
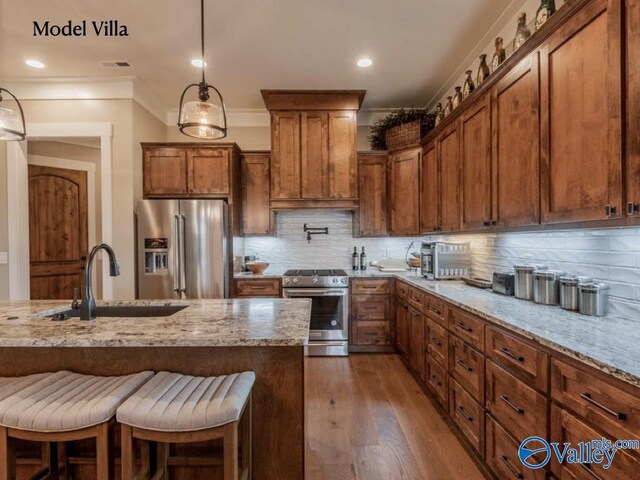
(235, 210, 640, 321)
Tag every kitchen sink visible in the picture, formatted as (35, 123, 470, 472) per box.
(47, 305, 188, 320)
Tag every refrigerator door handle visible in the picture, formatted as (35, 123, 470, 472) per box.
(173, 214, 181, 293)
(179, 214, 187, 295)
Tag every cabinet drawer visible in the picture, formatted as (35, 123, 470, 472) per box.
(352, 321, 391, 346)
(486, 360, 548, 441)
(550, 405, 640, 480)
(450, 336, 485, 402)
(351, 279, 390, 295)
(396, 281, 410, 301)
(234, 279, 281, 297)
(426, 318, 448, 367)
(486, 326, 549, 393)
(426, 356, 449, 410)
(407, 286, 426, 313)
(486, 416, 546, 480)
(450, 379, 485, 455)
(551, 359, 640, 442)
(425, 294, 446, 326)
(449, 308, 484, 351)
(351, 296, 389, 321)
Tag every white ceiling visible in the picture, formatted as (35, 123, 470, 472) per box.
(0, 0, 514, 117)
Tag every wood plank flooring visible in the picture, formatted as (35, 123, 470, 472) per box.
(305, 354, 486, 480)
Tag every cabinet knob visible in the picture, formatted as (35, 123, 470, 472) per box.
(627, 202, 640, 216)
(482, 221, 490, 228)
(605, 205, 617, 218)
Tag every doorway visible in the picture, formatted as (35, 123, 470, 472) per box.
(28, 165, 89, 299)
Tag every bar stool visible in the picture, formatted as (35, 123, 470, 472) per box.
(117, 371, 255, 480)
(0, 370, 154, 480)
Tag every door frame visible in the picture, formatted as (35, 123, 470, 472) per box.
(6, 122, 113, 300)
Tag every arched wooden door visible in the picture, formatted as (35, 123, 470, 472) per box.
(28, 165, 88, 300)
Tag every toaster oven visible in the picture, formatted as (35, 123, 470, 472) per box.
(421, 241, 471, 280)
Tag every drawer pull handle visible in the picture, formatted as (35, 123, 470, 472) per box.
(500, 455, 524, 479)
(457, 406, 473, 422)
(363, 306, 379, 310)
(500, 395, 524, 415)
(455, 321, 472, 332)
(580, 393, 627, 420)
(362, 286, 379, 289)
(457, 360, 473, 372)
(411, 296, 421, 302)
(430, 307, 441, 315)
(499, 347, 524, 362)
(249, 286, 266, 290)
(431, 337, 441, 346)
(431, 374, 442, 386)
(363, 332, 379, 336)
(579, 463, 604, 480)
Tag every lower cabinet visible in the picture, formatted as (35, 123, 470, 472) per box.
(395, 300, 410, 355)
(426, 356, 449, 410)
(450, 379, 485, 455)
(350, 279, 394, 351)
(408, 306, 425, 381)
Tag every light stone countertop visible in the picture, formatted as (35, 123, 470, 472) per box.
(0, 299, 311, 348)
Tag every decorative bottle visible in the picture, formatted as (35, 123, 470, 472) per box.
(434, 103, 444, 126)
(514, 13, 531, 51)
(462, 71, 475, 99)
(443, 96, 453, 117)
(452, 86, 463, 109)
(360, 247, 367, 271)
(535, 0, 556, 30)
(490, 37, 506, 73)
(476, 54, 490, 86)
(352, 247, 359, 271)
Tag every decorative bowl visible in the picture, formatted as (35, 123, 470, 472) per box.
(245, 261, 269, 275)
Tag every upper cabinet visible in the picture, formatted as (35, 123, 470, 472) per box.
(357, 152, 388, 237)
(263, 90, 364, 208)
(491, 53, 541, 228)
(389, 147, 421, 236)
(241, 152, 272, 236)
(143, 147, 188, 196)
(421, 140, 439, 233)
(438, 122, 461, 233)
(187, 149, 230, 195)
(626, 0, 640, 218)
(539, 0, 623, 224)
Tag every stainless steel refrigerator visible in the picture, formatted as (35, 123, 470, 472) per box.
(136, 200, 229, 299)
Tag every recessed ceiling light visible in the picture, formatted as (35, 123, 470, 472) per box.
(357, 58, 373, 68)
(191, 59, 207, 68)
(25, 59, 45, 69)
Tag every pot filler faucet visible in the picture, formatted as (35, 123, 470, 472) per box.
(77, 243, 121, 320)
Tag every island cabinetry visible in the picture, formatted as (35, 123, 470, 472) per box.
(350, 279, 394, 352)
(234, 279, 281, 297)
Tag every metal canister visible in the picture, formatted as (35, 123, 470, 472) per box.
(559, 276, 591, 311)
(514, 265, 536, 300)
(579, 283, 610, 317)
(533, 270, 564, 305)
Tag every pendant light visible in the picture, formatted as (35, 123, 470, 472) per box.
(0, 88, 26, 141)
(178, 0, 227, 139)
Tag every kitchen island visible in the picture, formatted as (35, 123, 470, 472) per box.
(0, 298, 311, 480)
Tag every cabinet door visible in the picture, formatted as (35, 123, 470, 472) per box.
(328, 111, 358, 198)
(460, 95, 492, 230)
(408, 307, 425, 381)
(389, 147, 421, 236)
(395, 301, 410, 356)
(439, 123, 461, 232)
(627, 0, 640, 218)
(421, 141, 439, 233)
(301, 111, 329, 199)
(241, 153, 271, 236)
(143, 147, 187, 196)
(540, 0, 623, 224)
(357, 153, 388, 236)
(187, 149, 230, 195)
(271, 111, 301, 199)
(492, 53, 541, 227)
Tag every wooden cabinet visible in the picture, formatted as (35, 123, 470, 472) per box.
(449, 308, 484, 351)
(450, 379, 485, 455)
(356, 152, 388, 237)
(438, 122, 461, 232)
(408, 307, 426, 381)
(143, 147, 188, 196)
(187, 149, 230, 195)
(450, 336, 485, 402)
(426, 356, 449, 410)
(395, 300, 410, 355)
(626, 0, 640, 219)
(271, 111, 302, 200)
(389, 147, 421, 236)
(234, 278, 281, 297)
(300, 112, 329, 199)
(540, 0, 623, 224)
(460, 94, 492, 231)
(426, 318, 448, 368)
(491, 53, 541, 228)
(420, 140, 439, 233)
(350, 279, 394, 351)
(328, 111, 358, 199)
(241, 152, 272, 236)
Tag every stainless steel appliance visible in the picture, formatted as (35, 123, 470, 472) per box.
(282, 269, 349, 356)
(492, 272, 515, 296)
(533, 270, 564, 305)
(420, 241, 470, 280)
(136, 200, 229, 299)
(579, 283, 610, 317)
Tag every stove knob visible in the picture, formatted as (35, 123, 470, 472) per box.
(283, 278, 290, 285)
(292, 278, 298, 284)
(341, 277, 348, 284)
(312, 277, 319, 284)
(332, 278, 338, 284)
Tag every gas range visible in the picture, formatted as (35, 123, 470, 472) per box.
(282, 269, 349, 288)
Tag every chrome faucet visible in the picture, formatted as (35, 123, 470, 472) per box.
(79, 243, 121, 320)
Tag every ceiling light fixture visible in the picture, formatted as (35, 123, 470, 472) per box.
(25, 59, 45, 69)
(357, 58, 373, 68)
(0, 88, 27, 141)
(178, 0, 227, 139)
(191, 59, 207, 68)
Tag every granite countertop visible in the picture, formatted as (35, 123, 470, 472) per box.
(0, 299, 311, 348)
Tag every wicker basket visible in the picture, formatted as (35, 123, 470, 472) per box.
(385, 120, 421, 151)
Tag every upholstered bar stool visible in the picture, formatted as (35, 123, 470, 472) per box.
(117, 371, 255, 480)
(0, 370, 154, 480)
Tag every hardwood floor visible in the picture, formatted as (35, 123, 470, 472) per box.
(305, 354, 485, 480)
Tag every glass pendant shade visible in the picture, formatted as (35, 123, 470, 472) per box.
(0, 88, 26, 141)
(178, 85, 227, 139)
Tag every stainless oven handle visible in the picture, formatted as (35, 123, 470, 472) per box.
(283, 289, 348, 297)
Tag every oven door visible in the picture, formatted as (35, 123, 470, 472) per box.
(282, 288, 349, 342)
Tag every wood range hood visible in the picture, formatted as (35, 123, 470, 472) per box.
(262, 89, 366, 210)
